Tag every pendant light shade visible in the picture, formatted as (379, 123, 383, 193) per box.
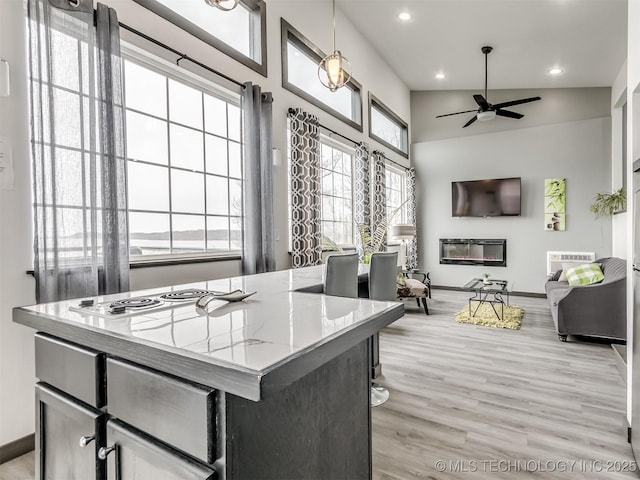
(318, 0, 351, 92)
(318, 50, 351, 92)
(204, 0, 239, 11)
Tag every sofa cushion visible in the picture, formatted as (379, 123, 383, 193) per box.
(397, 278, 428, 298)
(565, 263, 605, 286)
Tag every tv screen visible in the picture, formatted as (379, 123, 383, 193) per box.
(452, 177, 521, 217)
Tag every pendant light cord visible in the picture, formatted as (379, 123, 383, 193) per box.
(332, 0, 336, 51)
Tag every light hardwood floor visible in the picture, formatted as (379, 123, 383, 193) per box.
(373, 290, 634, 479)
(1, 290, 634, 479)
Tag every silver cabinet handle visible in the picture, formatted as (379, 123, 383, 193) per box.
(98, 445, 116, 460)
(78, 435, 95, 448)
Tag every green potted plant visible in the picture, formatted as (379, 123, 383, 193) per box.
(589, 188, 626, 218)
(482, 273, 492, 285)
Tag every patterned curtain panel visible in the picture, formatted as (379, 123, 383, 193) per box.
(28, 0, 129, 303)
(288, 108, 322, 268)
(405, 168, 418, 270)
(353, 143, 370, 261)
(242, 83, 275, 274)
(370, 151, 387, 250)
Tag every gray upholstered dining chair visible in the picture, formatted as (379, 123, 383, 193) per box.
(324, 253, 359, 298)
(369, 252, 399, 301)
(368, 252, 398, 407)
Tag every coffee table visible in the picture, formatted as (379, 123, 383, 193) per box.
(463, 278, 513, 320)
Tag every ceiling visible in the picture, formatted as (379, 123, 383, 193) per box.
(336, 0, 627, 91)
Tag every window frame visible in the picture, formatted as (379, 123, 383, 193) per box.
(384, 163, 408, 246)
(281, 19, 363, 132)
(122, 44, 244, 264)
(368, 93, 409, 159)
(318, 134, 356, 248)
(132, 0, 267, 77)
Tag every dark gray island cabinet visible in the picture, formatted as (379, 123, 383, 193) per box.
(14, 266, 404, 480)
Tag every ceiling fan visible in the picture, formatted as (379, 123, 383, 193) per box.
(436, 46, 541, 128)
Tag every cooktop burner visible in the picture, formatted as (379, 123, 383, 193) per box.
(70, 289, 214, 318)
(158, 289, 212, 301)
(110, 297, 162, 309)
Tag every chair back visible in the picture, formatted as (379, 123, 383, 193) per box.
(324, 253, 359, 298)
(369, 252, 398, 301)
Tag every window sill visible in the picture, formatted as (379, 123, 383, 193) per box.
(26, 253, 242, 275)
(130, 254, 241, 269)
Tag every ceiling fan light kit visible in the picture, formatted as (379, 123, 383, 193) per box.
(436, 46, 542, 128)
(477, 111, 496, 121)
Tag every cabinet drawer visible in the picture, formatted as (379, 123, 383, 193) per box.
(35, 333, 105, 408)
(106, 358, 216, 464)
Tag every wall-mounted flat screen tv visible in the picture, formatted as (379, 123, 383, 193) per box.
(452, 177, 521, 217)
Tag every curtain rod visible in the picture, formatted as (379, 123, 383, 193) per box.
(118, 22, 246, 90)
(287, 108, 408, 171)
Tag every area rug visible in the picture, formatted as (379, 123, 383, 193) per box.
(455, 301, 524, 330)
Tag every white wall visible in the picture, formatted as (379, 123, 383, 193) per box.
(611, 62, 628, 259)
(0, 0, 410, 448)
(0, 0, 37, 446)
(411, 88, 612, 294)
(627, 0, 640, 426)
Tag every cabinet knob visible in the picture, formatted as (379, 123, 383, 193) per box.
(98, 445, 116, 460)
(78, 435, 95, 448)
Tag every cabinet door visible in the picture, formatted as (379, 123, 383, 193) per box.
(102, 419, 215, 480)
(35, 383, 105, 480)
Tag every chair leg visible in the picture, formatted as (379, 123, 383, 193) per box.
(416, 298, 420, 307)
(421, 297, 429, 315)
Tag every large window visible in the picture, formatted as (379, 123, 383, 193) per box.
(369, 93, 409, 158)
(132, 0, 267, 76)
(320, 139, 354, 245)
(385, 166, 407, 231)
(282, 19, 363, 131)
(123, 49, 243, 259)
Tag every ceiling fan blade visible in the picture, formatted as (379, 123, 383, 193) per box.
(463, 116, 478, 128)
(492, 96, 541, 110)
(473, 94, 490, 110)
(436, 109, 479, 118)
(496, 109, 524, 119)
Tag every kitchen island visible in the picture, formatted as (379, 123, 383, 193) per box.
(14, 265, 404, 480)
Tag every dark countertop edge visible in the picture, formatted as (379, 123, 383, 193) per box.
(13, 300, 404, 402)
(13, 306, 262, 401)
(259, 303, 404, 399)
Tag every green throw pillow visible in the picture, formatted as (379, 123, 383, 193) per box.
(396, 272, 406, 286)
(565, 263, 604, 286)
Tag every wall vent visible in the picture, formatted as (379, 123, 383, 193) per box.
(547, 251, 596, 275)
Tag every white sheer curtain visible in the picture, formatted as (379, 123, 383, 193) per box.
(28, 0, 129, 302)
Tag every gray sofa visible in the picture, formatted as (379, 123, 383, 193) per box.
(545, 257, 627, 342)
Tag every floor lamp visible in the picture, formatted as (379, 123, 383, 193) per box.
(390, 224, 416, 270)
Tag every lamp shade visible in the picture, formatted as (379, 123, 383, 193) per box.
(390, 224, 416, 240)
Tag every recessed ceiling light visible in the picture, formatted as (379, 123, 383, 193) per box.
(548, 67, 563, 75)
(435, 72, 446, 80)
(398, 12, 411, 21)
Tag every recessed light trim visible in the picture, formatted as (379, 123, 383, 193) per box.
(435, 72, 446, 80)
(548, 67, 563, 75)
(398, 12, 411, 21)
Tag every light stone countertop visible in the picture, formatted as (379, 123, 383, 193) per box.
(14, 265, 404, 401)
